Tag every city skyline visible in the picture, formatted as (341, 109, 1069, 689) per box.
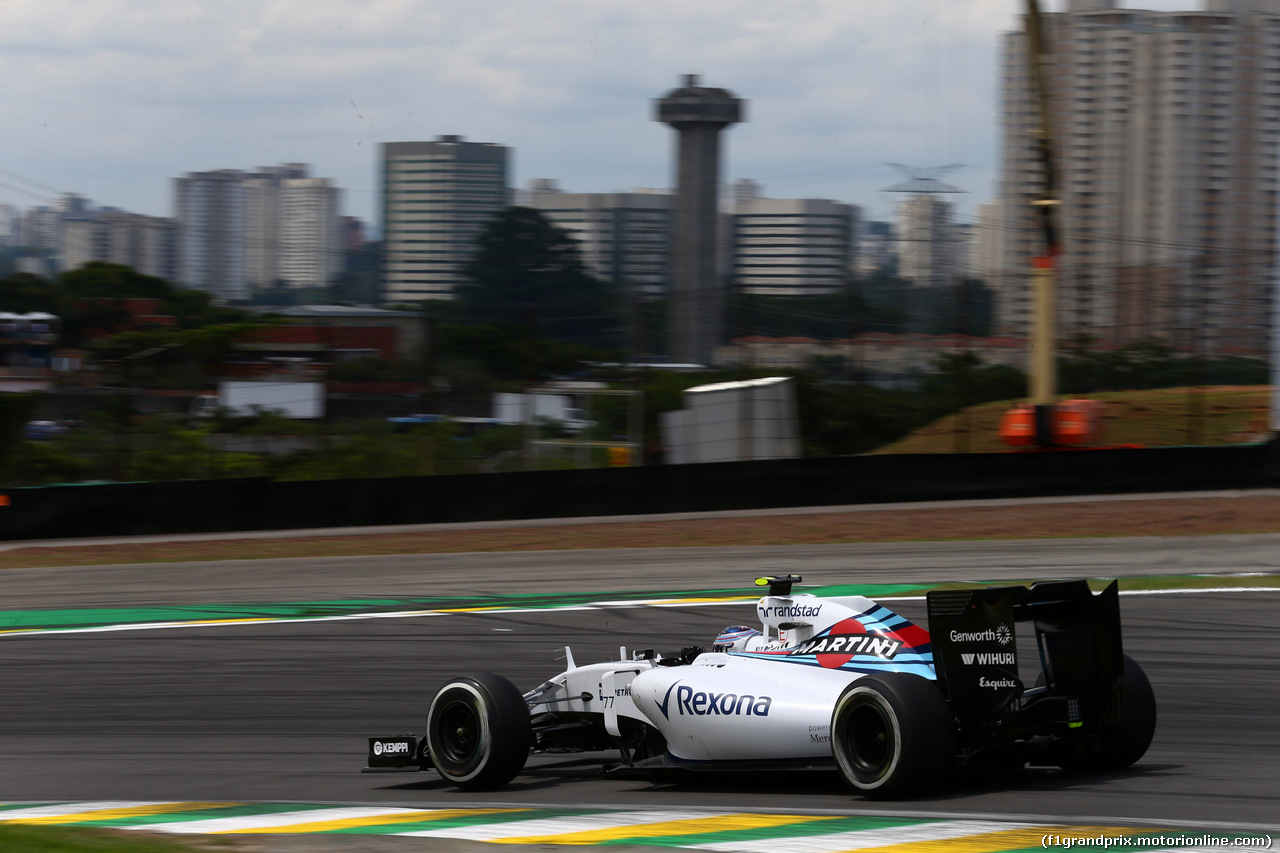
(0, 1, 1204, 231)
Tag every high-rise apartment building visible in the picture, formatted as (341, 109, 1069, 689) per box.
(175, 164, 340, 300)
(245, 163, 309, 289)
(279, 177, 342, 290)
(59, 216, 100, 272)
(729, 181, 858, 297)
(381, 136, 510, 303)
(996, 0, 1280, 355)
(174, 169, 248, 302)
(60, 211, 177, 280)
(19, 206, 59, 251)
(0, 204, 17, 248)
(895, 194, 958, 289)
(521, 179, 672, 299)
(974, 200, 1009, 288)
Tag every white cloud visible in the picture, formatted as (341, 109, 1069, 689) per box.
(0, 0, 1051, 225)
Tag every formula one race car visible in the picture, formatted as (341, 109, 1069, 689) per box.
(365, 576, 1156, 799)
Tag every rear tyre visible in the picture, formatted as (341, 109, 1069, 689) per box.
(425, 672, 531, 791)
(831, 673, 955, 800)
(1058, 655, 1156, 773)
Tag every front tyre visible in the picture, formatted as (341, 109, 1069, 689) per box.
(425, 672, 531, 791)
(831, 674, 955, 800)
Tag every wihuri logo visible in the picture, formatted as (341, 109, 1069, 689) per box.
(960, 652, 1016, 665)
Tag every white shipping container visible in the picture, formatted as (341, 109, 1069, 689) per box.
(661, 377, 799, 464)
(218, 381, 324, 419)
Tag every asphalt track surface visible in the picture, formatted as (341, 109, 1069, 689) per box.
(0, 535, 1278, 839)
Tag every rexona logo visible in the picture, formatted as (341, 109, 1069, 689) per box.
(791, 633, 903, 660)
(949, 625, 1014, 646)
(372, 740, 410, 757)
(960, 652, 1016, 666)
(758, 603, 822, 619)
(656, 681, 772, 720)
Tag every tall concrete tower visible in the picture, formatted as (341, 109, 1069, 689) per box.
(655, 74, 744, 365)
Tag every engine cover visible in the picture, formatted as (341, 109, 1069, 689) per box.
(630, 653, 856, 761)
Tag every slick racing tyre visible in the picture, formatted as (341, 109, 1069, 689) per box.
(831, 673, 955, 799)
(425, 672, 532, 791)
(1058, 655, 1157, 773)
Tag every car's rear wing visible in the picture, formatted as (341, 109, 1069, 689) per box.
(927, 580, 1123, 747)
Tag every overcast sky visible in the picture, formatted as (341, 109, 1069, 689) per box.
(1, 0, 1194, 230)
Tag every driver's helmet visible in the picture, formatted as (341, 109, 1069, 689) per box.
(713, 625, 761, 652)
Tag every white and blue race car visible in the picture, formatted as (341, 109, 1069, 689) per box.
(366, 576, 1156, 799)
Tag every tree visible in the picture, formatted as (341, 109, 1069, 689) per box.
(0, 263, 255, 348)
(0, 272, 59, 313)
(458, 207, 620, 347)
(60, 262, 172, 301)
(918, 351, 1025, 413)
(436, 323, 614, 382)
(89, 321, 277, 389)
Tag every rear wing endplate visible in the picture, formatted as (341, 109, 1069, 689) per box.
(927, 580, 1123, 734)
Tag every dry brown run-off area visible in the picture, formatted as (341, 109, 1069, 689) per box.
(4, 494, 1280, 571)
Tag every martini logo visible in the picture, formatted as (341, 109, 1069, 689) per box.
(792, 633, 902, 660)
(656, 681, 772, 719)
(786, 617, 906, 669)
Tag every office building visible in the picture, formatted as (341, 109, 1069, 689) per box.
(381, 136, 510, 303)
(522, 179, 672, 299)
(995, 0, 1280, 354)
(729, 181, 858, 297)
